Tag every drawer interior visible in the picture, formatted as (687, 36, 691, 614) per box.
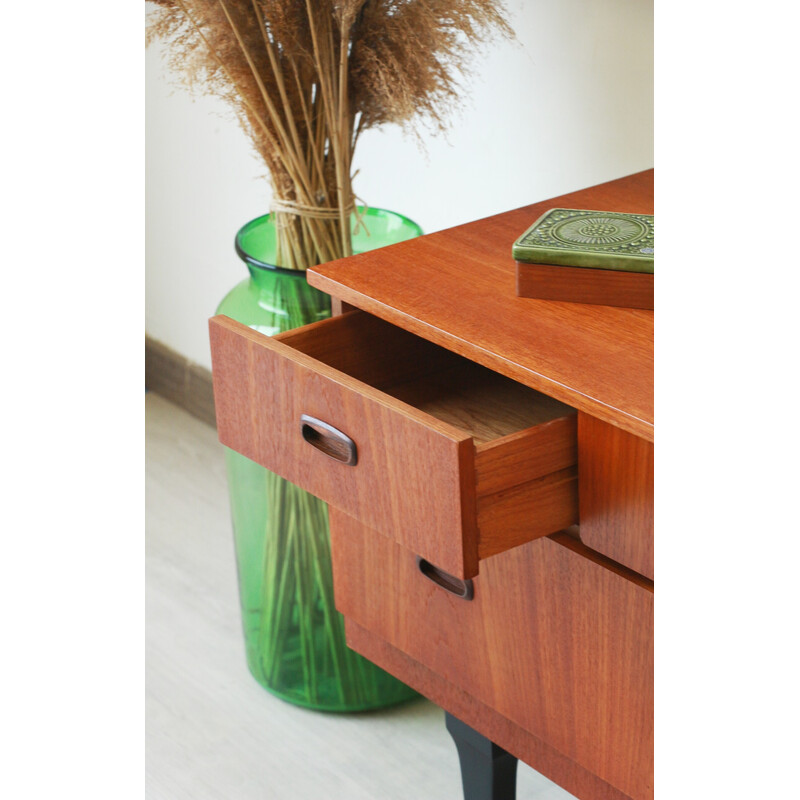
(384, 363, 569, 444)
(277, 311, 572, 445)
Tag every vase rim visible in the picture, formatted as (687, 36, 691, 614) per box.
(234, 223, 308, 276)
(235, 207, 423, 276)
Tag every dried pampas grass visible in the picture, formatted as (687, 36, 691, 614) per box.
(147, 0, 512, 269)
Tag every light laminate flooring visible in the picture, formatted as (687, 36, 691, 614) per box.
(145, 392, 575, 800)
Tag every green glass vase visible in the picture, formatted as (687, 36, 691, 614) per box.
(217, 208, 423, 711)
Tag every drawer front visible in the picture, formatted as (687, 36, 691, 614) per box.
(210, 314, 479, 577)
(330, 508, 653, 800)
(578, 413, 654, 579)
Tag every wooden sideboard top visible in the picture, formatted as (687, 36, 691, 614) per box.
(309, 170, 654, 442)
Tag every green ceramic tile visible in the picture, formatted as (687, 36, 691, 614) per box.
(512, 209, 654, 273)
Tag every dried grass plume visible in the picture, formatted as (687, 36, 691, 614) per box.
(147, 0, 512, 268)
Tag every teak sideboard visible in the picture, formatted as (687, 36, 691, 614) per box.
(209, 169, 654, 800)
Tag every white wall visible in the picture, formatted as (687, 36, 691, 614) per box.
(146, 0, 653, 370)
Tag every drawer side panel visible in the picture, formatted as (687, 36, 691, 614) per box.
(476, 467, 579, 559)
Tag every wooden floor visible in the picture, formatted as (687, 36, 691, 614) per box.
(145, 392, 576, 799)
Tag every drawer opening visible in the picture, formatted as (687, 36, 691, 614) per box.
(277, 310, 572, 446)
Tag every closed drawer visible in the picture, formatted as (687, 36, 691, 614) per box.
(578, 413, 654, 579)
(329, 508, 654, 800)
(209, 310, 577, 578)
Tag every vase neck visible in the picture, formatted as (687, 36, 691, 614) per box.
(246, 261, 307, 289)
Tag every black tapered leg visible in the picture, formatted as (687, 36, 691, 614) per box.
(445, 712, 518, 800)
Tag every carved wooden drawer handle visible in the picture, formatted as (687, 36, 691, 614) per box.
(300, 414, 358, 466)
(416, 557, 474, 600)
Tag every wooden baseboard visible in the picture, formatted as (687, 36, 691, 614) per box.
(145, 335, 216, 428)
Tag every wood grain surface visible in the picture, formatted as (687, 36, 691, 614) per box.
(476, 467, 578, 559)
(516, 261, 654, 309)
(273, 308, 457, 390)
(578, 412, 654, 579)
(308, 170, 654, 441)
(330, 509, 654, 800)
(345, 620, 636, 800)
(474, 416, 577, 495)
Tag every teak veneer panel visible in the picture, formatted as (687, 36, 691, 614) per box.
(273, 307, 455, 390)
(308, 170, 654, 442)
(516, 261, 654, 309)
(330, 509, 654, 800)
(474, 416, 577, 495)
(345, 619, 636, 800)
(578, 412, 654, 579)
(476, 467, 578, 560)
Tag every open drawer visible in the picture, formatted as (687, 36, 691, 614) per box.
(209, 310, 577, 578)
